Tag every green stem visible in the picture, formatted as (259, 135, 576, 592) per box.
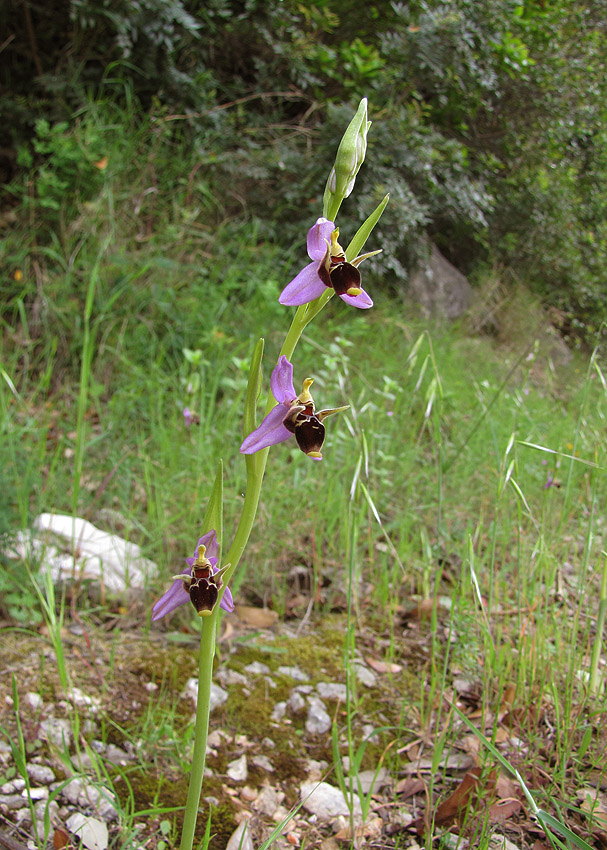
(180, 297, 331, 850)
(589, 552, 607, 697)
(179, 615, 217, 850)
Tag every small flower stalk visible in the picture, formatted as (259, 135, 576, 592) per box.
(240, 355, 348, 460)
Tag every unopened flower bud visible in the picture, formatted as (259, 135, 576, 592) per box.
(323, 98, 371, 222)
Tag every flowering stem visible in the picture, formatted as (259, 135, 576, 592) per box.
(223, 299, 329, 580)
(179, 613, 217, 850)
(180, 297, 331, 849)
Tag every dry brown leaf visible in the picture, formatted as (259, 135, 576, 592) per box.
(488, 798, 522, 823)
(235, 605, 279, 627)
(365, 656, 402, 674)
(580, 790, 607, 829)
(496, 774, 520, 799)
(395, 777, 426, 799)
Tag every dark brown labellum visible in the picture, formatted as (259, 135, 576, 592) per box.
(294, 414, 325, 455)
(188, 576, 219, 616)
(329, 261, 361, 296)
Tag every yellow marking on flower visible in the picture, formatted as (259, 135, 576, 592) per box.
(198, 609, 213, 617)
(346, 286, 363, 296)
(330, 228, 345, 257)
(14, 269, 23, 281)
(298, 377, 315, 405)
(307, 451, 322, 459)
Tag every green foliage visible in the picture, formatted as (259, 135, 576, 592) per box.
(2, 0, 607, 337)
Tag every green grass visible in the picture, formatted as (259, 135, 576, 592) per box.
(1, 97, 607, 849)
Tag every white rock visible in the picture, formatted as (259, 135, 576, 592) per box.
(251, 755, 274, 773)
(352, 663, 377, 688)
(226, 820, 253, 850)
(33, 513, 157, 593)
(182, 678, 228, 712)
(22, 786, 48, 800)
(317, 682, 347, 701)
(26, 764, 55, 784)
(66, 813, 109, 850)
(1, 778, 25, 793)
(244, 661, 270, 675)
(288, 690, 307, 714)
(0, 794, 27, 809)
(300, 780, 362, 822)
(305, 697, 331, 736)
(346, 767, 389, 794)
(59, 777, 85, 803)
(277, 665, 309, 682)
(25, 692, 43, 711)
(253, 785, 284, 816)
(227, 754, 248, 782)
(39, 717, 72, 749)
(217, 669, 248, 686)
(271, 701, 287, 722)
(69, 687, 101, 713)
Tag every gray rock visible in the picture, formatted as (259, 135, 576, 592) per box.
(352, 663, 377, 688)
(39, 717, 72, 749)
(305, 697, 331, 736)
(227, 754, 248, 782)
(0, 794, 27, 810)
(217, 669, 248, 687)
(288, 690, 307, 714)
(1, 779, 25, 793)
(271, 701, 287, 722)
(244, 661, 270, 675)
(182, 678, 228, 712)
(66, 812, 109, 850)
(409, 242, 472, 319)
(226, 820, 254, 850)
(253, 785, 283, 816)
(300, 780, 362, 822)
(25, 692, 43, 711)
(251, 754, 274, 773)
(316, 682, 347, 701)
(26, 763, 55, 784)
(277, 665, 309, 682)
(22, 786, 48, 800)
(26, 513, 157, 593)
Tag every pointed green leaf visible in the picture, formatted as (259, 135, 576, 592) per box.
(346, 194, 389, 261)
(243, 338, 264, 438)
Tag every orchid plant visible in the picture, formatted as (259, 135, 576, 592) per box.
(152, 98, 389, 850)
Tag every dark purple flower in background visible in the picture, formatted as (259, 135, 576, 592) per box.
(240, 356, 347, 461)
(279, 218, 378, 310)
(152, 529, 234, 620)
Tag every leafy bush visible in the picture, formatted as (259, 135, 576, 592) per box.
(3, 0, 607, 339)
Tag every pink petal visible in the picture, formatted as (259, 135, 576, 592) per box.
(240, 404, 292, 453)
(152, 575, 190, 620)
(187, 530, 219, 561)
(339, 287, 373, 309)
(307, 218, 335, 260)
(220, 585, 235, 613)
(279, 261, 327, 306)
(271, 356, 296, 404)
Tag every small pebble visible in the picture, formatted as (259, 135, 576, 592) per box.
(227, 754, 248, 782)
(305, 697, 331, 736)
